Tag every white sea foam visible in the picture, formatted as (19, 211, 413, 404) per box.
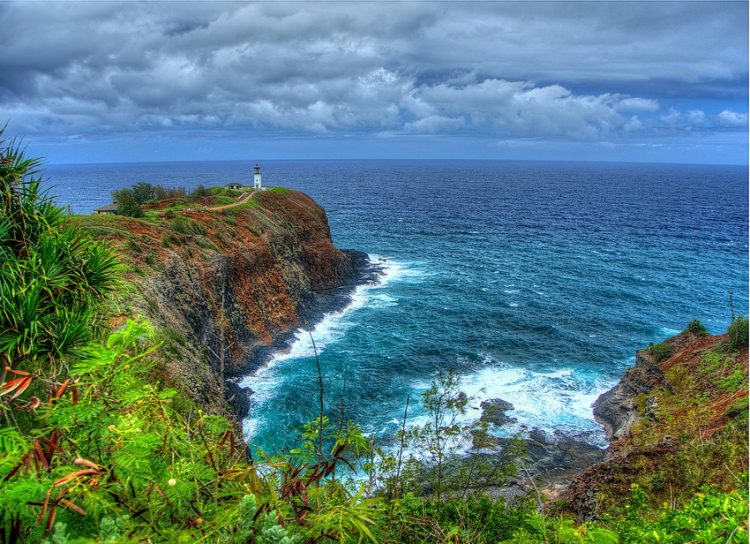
(658, 327, 681, 337)
(403, 356, 616, 452)
(241, 254, 423, 439)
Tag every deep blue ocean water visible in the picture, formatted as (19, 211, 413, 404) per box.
(47, 160, 749, 453)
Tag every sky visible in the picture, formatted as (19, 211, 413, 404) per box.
(1, 1, 747, 165)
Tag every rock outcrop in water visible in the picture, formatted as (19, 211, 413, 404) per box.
(83, 189, 373, 419)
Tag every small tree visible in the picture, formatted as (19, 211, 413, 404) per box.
(131, 182, 156, 204)
(728, 316, 748, 351)
(112, 188, 143, 217)
(406, 371, 466, 499)
(686, 320, 708, 337)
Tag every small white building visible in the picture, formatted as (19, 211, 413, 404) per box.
(253, 163, 262, 189)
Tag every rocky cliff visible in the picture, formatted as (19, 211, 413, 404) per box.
(81, 189, 373, 419)
(558, 329, 748, 520)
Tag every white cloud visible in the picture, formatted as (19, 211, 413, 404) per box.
(716, 110, 748, 127)
(0, 2, 745, 144)
(615, 98, 660, 113)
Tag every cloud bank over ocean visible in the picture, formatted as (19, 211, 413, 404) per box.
(1, 2, 746, 163)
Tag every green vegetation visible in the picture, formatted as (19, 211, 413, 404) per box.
(728, 316, 748, 351)
(685, 319, 708, 336)
(1, 135, 747, 543)
(109, 182, 245, 218)
(0, 131, 121, 370)
(645, 340, 673, 363)
(112, 187, 143, 217)
(170, 216, 206, 236)
(503, 485, 748, 544)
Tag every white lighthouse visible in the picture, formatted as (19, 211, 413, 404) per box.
(253, 163, 262, 189)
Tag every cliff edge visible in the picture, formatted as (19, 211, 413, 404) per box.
(80, 188, 373, 419)
(557, 328, 748, 520)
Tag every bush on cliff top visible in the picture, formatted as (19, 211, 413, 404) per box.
(685, 319, 708, 337)
(645, 341, 673, 363)
(728, 316, 748, 351)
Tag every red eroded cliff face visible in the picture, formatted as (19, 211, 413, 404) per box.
(83, 189, 369, 417)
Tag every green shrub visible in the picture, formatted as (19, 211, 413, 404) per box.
(502, 485, 748, 544)
(112, 187, 143, 217)
(646, 341, 673, 363)
(0, 129, 121, 370)
(728, 316, 748, 350)
(720, 366, 747, 392)
(170, 216, 206, 235)
(161, 232, 180, 248)
(686, 320, 708, 336)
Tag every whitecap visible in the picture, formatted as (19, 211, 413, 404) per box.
(241, 254, 421, 440)
(402, 361, 618, 451)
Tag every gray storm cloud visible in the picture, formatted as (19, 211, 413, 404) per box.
(0, 1, 746, 141)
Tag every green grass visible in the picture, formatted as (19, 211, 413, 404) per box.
(170, 216, 206, 235)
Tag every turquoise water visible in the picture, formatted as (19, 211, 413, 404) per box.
(48, 160, 748, 453)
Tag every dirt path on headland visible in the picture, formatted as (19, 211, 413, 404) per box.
(206, 190, 255, 211)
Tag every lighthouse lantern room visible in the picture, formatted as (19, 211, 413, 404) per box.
(253, 163, 262, 189)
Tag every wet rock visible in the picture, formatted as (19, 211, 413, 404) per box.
(480, 398, 517, 427)
(593, 348, 667, 440)
(225, 381, 252, 420)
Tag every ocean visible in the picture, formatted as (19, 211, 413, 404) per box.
(47, 159, 749, 454)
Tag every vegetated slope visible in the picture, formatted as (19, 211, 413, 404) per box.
(559, 328, 748, 520)
(77, 188, 368, 418)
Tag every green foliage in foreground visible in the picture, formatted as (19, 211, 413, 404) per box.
(373, 485, 748, 544)
(1, 320, 380, 543)
(0, 131, 121, 372)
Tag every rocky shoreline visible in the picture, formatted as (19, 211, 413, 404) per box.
(227, 250, 383, 419)
(468, 397, 607, 502)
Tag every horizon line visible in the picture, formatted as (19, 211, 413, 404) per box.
(45, 157, 749, 168)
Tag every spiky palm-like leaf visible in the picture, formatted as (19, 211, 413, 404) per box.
(0, 128, 122, 373)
